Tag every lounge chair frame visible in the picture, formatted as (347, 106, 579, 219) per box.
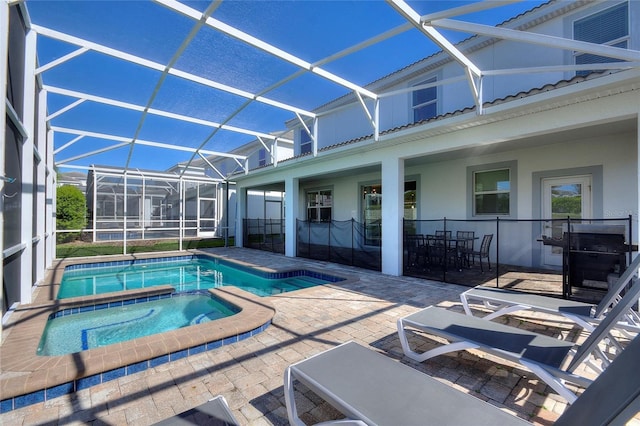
(460, 253, 640, 333)
(397, 274, 640, 403)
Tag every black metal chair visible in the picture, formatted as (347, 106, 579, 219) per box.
(405, 234, 426, 267)
(456, 231, 475, 268)
(471, 234, 493, 272)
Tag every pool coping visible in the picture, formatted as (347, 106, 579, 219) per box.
(0, 250, 297, 412)
(1, 250, 356, 412)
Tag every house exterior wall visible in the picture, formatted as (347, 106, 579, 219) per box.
(297, 1, 639, 151)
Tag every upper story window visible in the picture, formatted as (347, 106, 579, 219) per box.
(473, 168, 511, 216)
(258, 148, 266, 166)
(300, 129, 312, 155)
(412, 76, 438, 122)
(574, 2, 628, 76)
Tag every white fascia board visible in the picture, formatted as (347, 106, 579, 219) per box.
(31, 24, 316, 118)
(431, 18, 640, 63)
(51, 126, 248, 160)
(484, 62, 640, 76)
(43, 85, 293, 142)
(156, 0, 378, 100)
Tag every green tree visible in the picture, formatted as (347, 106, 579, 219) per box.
(56, 185, 87, 243)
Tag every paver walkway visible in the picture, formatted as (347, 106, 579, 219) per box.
(0, 247, 617, 425)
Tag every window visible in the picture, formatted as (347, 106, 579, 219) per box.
(574, 2, 628, 76)
(300, 129, 312, 155)
(307, 189, 332, 222)
(258, 148, 266, 167)
(474, 169, 511, 215)
(412, 77, 437, 122)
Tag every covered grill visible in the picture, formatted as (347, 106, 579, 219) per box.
(563, 224, 629, 298)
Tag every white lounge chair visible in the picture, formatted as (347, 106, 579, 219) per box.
(397, 273, 640, 403)
(284, 335, 640, 426)
(460, 253, 640, 332)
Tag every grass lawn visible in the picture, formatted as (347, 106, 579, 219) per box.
(56, 238, 233, 258)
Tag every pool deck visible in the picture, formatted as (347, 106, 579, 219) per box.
(0, 247, 633, 424)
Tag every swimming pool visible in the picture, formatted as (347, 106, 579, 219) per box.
(58, 255, 343, 299)
(37, 292, 239, 356)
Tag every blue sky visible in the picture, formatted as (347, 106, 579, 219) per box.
(26, 0, 546, 173)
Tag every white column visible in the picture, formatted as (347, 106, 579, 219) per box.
(381, 156, 404, 276)
(123, 172, 128, 254)
(284, 176, 299, 257)
(45, 129, 54, 266)
(20, 27, 37, 302)
(35, 87, 47, 282)
(235, 184, 246, 247)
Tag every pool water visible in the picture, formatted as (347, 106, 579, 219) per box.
(58, 256, 334, 299)
(37, 293, 239, 356)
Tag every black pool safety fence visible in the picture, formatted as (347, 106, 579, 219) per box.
(296, 219, 382, 271)
(403, 216, 635, 297)
(243, 219, 286, 254)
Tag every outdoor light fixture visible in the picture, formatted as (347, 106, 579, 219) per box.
(1, 176, 16, 183)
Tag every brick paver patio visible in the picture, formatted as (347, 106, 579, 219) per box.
(0, 247, 622, 425)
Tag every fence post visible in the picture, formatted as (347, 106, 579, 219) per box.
(495, 216, 500, 288)
(328, 219, 332, 261)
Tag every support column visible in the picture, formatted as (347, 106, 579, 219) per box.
(45, 129, 54, 266)
(284, 176, 299, 257)
(20, 27, 37, 302)
(235, 184, 247, 247)
(35, 87, 47, 282)
(381, 156, 404, 276)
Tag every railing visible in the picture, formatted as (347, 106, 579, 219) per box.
(403, 216, 635, 292)
(296, 219, 382, 271)
(243, 219, 285, 254)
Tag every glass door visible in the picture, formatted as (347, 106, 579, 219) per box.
(362, 184, 382, 246)
(542, 176, 592, 267)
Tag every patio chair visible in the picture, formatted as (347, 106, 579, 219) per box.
(396, 272, 640, 403)
(470, 233, 493, 272)
(405, 234, 425, 267)
(460, 253, 640, 333)
(284, 334, 640, 426)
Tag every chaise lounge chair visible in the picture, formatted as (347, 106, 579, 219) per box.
(460, 253, 640, 332)
(154, 395, 238, 426)
(284, 334, 640, 426)
(396, 273, 640, 403)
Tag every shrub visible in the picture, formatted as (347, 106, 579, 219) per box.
(56, 185, 87, 243)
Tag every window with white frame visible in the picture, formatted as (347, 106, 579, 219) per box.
(307, 189, 332, 222)
(473, 168, 511, 216)
(258, 148, 266, 166)
(574, 2, 628, 76)
(412, 76, 438, 122)
(300, 129, 312, 155)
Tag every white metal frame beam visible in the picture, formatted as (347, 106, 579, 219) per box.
(156, 0, 378, 101)
(43, 85, 292, 143)
(430, 18, 640, 62)
(30, 24, 317, 119)
(52, 126, 247, 163)
(386, 0, 483, 112)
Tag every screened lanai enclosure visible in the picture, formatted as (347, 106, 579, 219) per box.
(85, 167, 233, 243)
